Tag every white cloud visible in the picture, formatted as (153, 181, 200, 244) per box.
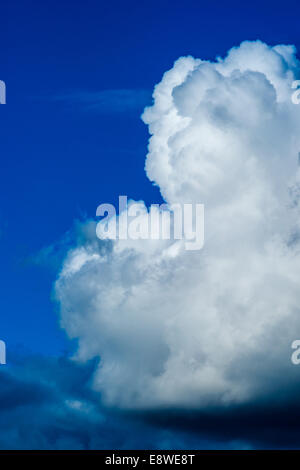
(55, 41, 300, 409)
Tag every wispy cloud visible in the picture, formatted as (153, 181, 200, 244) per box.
(54, 89, 152, 114)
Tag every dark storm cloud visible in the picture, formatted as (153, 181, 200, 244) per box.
(0, 354, 220, 449)
(1, 353, 300, 449)
(131, 393, 300, 449)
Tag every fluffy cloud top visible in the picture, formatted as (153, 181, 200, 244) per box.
(55, 41, 300, 410)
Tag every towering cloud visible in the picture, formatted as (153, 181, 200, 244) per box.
(55, 41, 300, 410)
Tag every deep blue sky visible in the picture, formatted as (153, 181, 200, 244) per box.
(1, 0, 300, 449)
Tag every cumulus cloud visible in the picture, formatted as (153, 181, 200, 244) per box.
(55, 41, 300, 412)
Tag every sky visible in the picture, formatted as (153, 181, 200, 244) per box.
(1, 0, 300, 450)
